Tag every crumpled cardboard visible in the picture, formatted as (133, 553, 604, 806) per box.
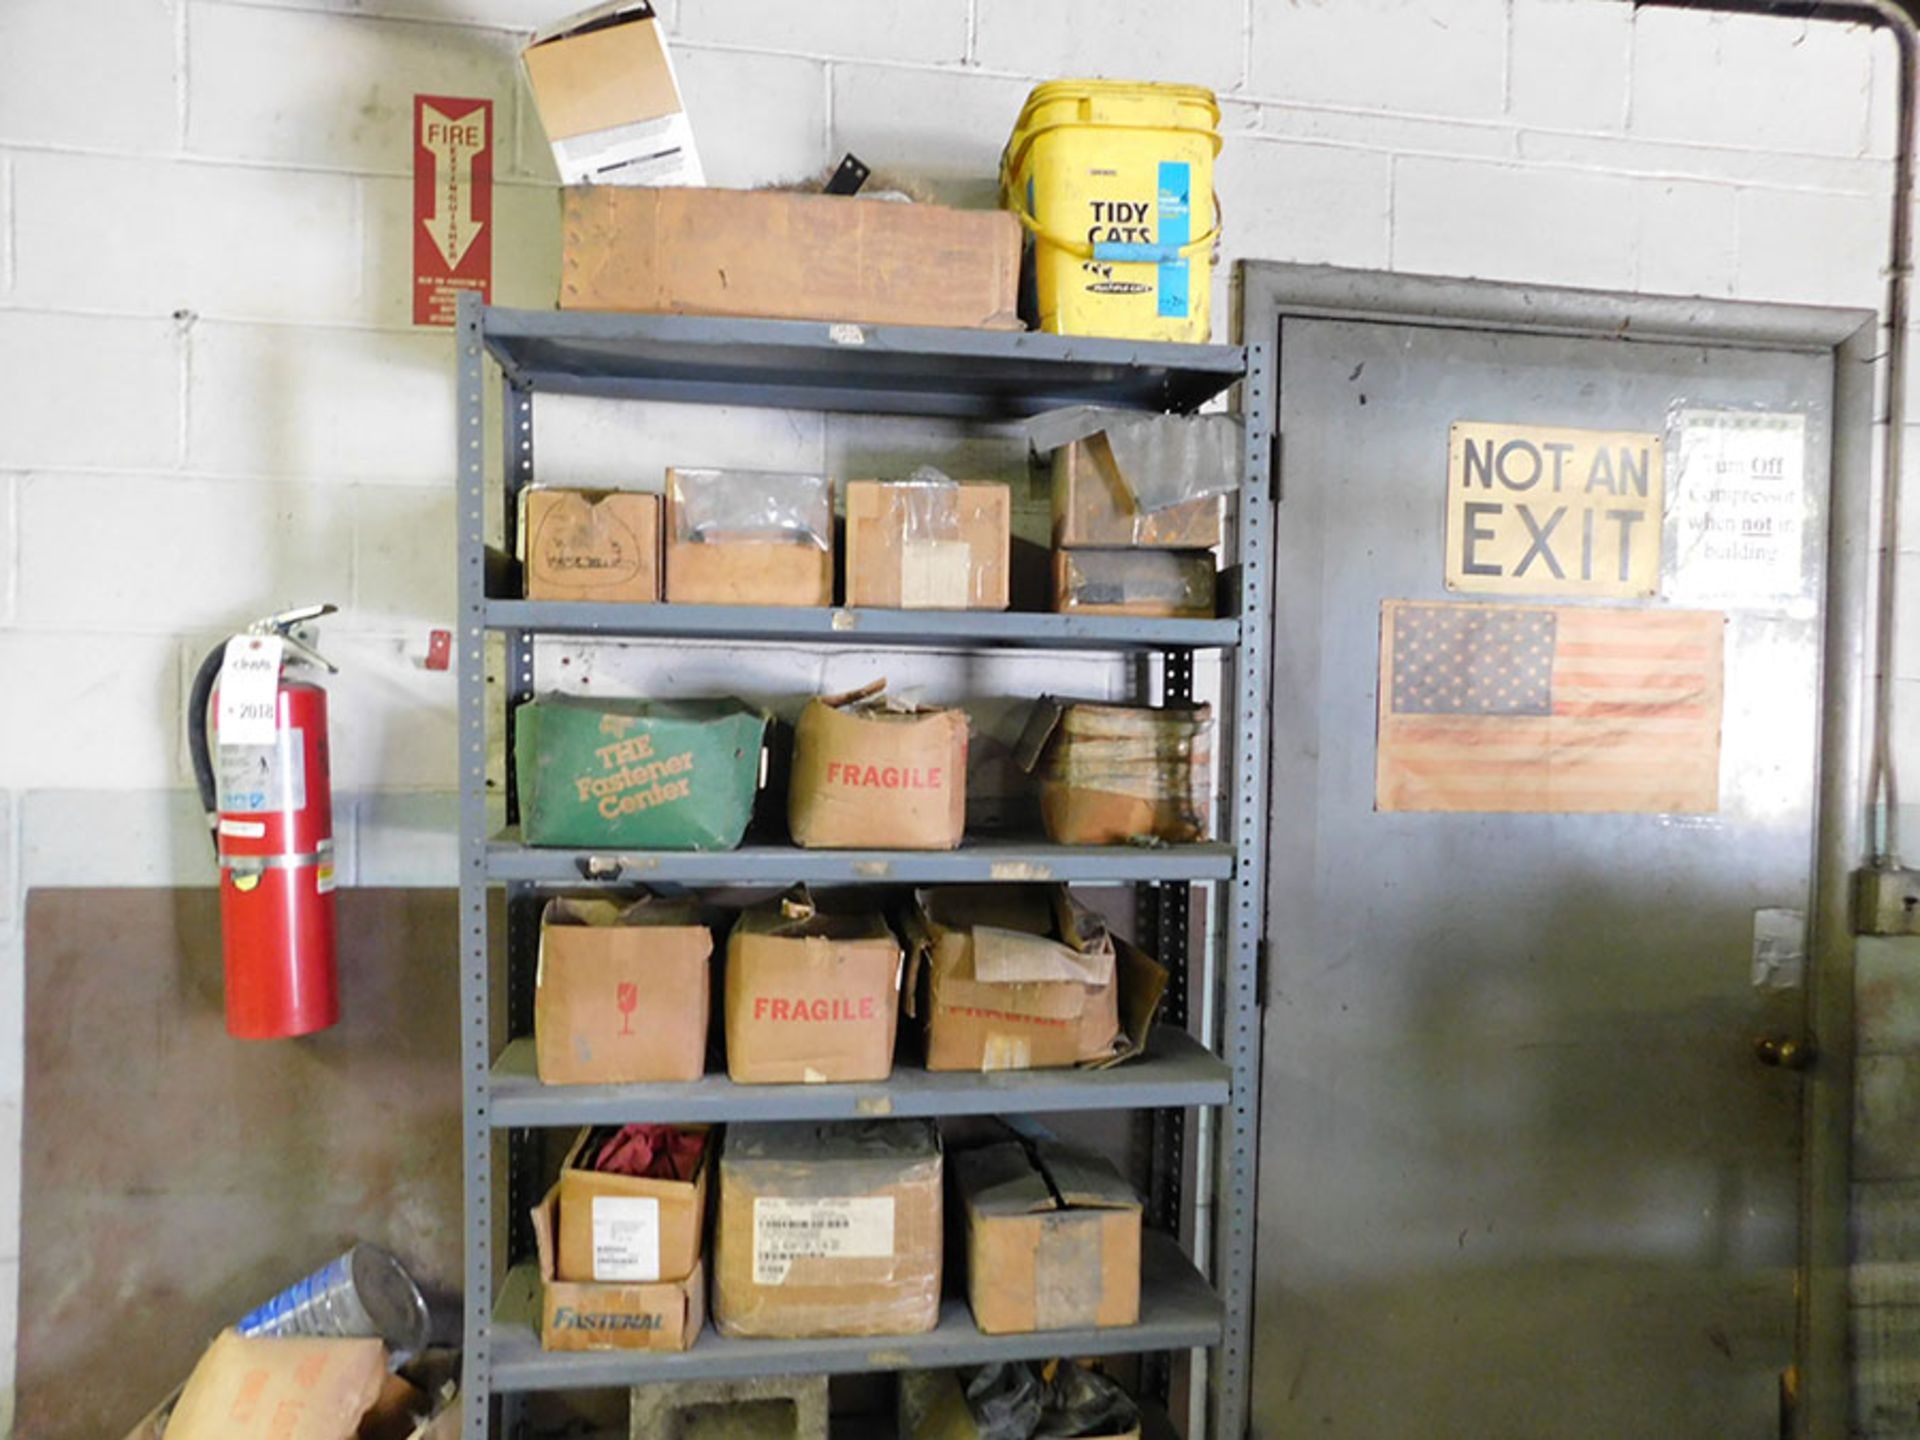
(902, 887, 1167, 1073)
(713, 1120, 942, 1339)
(953, 1138, 1142, 1334)
(1015, 698, 1212, 846)
(533, 894, 711, 1084)
(555, 1126, 710, 1283)
(532, 1184, 705, 1352)
(788, 680, 968, 851)
(141, 1330, 388, 1440)
(724, 886, 902, 1084)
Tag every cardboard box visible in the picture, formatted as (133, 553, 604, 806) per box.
(555, 1125, 708, 1283)
(562, 187, 1022, 329)
(534, 895, 711, 1085)
(953, 1139, 1142, 1334)
(844, 480, 1011, 610)
(135, 1330, 389, 1440)
(713, 1120, 942, 1338)
(788, 682, 968, 851)
(1052, 548, 1216, 618)
(724, 887, 902, 1084)
(902, 887, 1168, 1073)
(665, 468, 834, 607)
(521, 489, 661, 603)
(1051, 432, 1226, 549)
(515, 696, 766, 849)
(1016, 699, 1213, 846)
(898, 1369, 1141, 1440)
(532, 1184, 705, 1352)
(522, 3, 703, 187)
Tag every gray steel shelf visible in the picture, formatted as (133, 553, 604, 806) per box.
(488, 1027, 1229, 1127)
(480, 305, 1244, 417)
(487, 1232, 1221, 1392)
(486, 834, 1236, 885)
(487, 598, 1241, 651)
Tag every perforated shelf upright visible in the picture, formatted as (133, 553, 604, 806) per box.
(453, 293, 1273, 1438)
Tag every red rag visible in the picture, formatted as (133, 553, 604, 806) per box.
(593, 1124, 706, 1180)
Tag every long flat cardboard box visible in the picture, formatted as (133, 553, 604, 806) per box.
(562, 187, 1021, 330)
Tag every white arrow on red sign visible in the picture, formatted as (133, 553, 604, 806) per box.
(420, 102, 486, 270)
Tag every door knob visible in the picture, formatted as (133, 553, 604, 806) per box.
(1755, 1034, 1815, 1071)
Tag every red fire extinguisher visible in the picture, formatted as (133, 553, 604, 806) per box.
(188, 604, 340, 1039)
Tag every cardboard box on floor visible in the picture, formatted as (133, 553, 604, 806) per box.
(124, 1330, 406, 1440)
(1052, 432, 1225, 549)
(903, 886, 1167, 1073)
(522, 2, 703, 187)
(713, 1119, 942, 1339)
(534, 894, 711, 1085)
(724, 887, 902, 1084)
(556, 1125, 710, 1283)
(788, 681, 968, 851)
(521, 489, 661, 603)
(898, 1369, 1141, 1440)
(953, 1138, 1142, 1334)
(562, 187, 1021, 330)
(844, 479, 1011, 610)
(532, 1184, 705, 1352)
(664, 468, 835, 607)
(1015, 698, 1213, 846)
(1052, 548, 1216, 618)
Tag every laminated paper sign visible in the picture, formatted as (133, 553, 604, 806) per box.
(1665, 408, 1810, 605)
(1445, 422, 1663, 598)
(1375, 600, 1725, 814)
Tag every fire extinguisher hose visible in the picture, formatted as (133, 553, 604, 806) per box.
(188, 642, 227, 857)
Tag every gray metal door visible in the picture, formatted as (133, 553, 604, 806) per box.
(1253, 304, 1839, 1437)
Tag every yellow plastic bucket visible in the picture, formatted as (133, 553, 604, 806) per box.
(1000, 79, 1221, 344)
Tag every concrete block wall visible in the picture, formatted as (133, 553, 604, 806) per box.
(0, 0, 1909, 1429)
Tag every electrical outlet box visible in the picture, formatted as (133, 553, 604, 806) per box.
(1855, 866, 1920, 935)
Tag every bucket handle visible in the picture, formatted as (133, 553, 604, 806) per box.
(1001, 198, 1222, 263)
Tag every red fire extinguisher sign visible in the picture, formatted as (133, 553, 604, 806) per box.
(413, 93, 493, 327)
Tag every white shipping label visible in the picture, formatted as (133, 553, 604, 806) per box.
(216, 636, 284, 746)
(1665, 409, 1810, 606)
(217, 729, 307, 815)
(900, 540, 972, 609)
(753, 1196, 894, 1286)
(591, 1195, 662, 1282)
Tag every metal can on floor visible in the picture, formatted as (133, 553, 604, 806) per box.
(235, 1243, 430, 1358)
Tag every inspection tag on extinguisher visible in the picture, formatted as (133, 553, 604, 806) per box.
(217, 636, 284, 746)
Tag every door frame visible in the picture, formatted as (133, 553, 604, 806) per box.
(1234, 262, 1877, 1440)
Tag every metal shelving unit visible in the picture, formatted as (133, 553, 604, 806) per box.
(455, 297, 1272, 1439)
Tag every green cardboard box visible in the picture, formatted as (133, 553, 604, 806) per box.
(515, 697, 767, 850)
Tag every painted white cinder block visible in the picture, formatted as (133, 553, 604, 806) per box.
(187, 322, 455, 484)
(531, 394, 827, 490)
(361, 176, 561, 328)
(1214, 135, 1393, 271)
(355, 792, 459, 887)
(11, 153, 360, 323)
(353, 484, 455, 629)
(1518, 128, 1890, 194)
(674, 47, 829, 190)
(1633, 180, 1738, 299)
(0, 312, 181, 472)
(0, 632, 185, 790)
(0, 0, 180, 153)
(1630, 8, 1878, 159)
(0, 475, 14, 629)
(1892, 551, 1920, 682)
(829, 63, 1032, 208)
(1507, 0, 1630, 134)
(1734, 186, 1888, 309)
(677, 1, 968, 65)
(974, 0, 1247, 93)
(14, 473, 355, 634)
(825, 413, 1032, 493)
(1247, 0, 1510, 120)
(1257, 106, 1516, 162)
(1391, 156, 1635, 290)
(186, 4, 521, 174)
(19, 789, 217, 889)
(323, 633, 460, 791)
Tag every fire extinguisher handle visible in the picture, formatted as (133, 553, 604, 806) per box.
(187, 641, 228, 857)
